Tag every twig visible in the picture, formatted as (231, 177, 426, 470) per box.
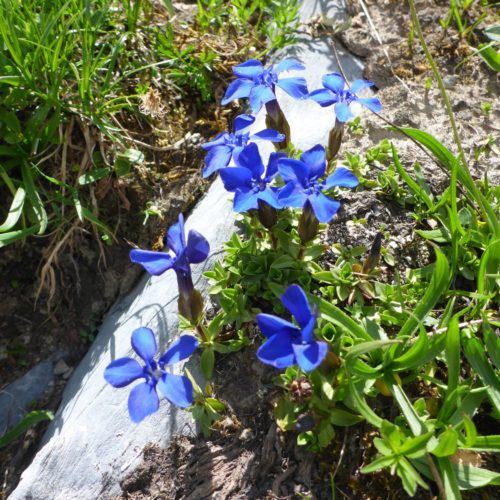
(332, 429, 348, 480)
(426, 454, 446, 500)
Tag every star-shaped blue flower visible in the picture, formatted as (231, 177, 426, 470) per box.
(256, 285, 327, 372)
(104, 327, 198, 422)
(221, 59, 309, 112)
(201, 114, 285, 178)
(130, 213, 209, 283)
(219, 143, 286, 213)
(309, 73, 382, 122)
(278, 144, 359, 223)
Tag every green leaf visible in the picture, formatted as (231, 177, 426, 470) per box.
(397, 246, 450, 340)
(484, 25, 500, 43)
(0, 225, 39, 247)
(445, 315, 460, 395)
(361, 454, 396, 473)
(270, 254, 296, 269)
(78, 167, 110, 185)
(21, 162, 47, 234)
(465, 434, 500, 452)
(0, 186, 25, 232)
(0, 410, 54, 448)
(391, 143, 434, 210)
(454, 463, 500, 490)
(477, 239, 500, 297)
(398, 432, 433, 457)
(436, 457, 462, 499)
(384, 372, 427, 436)
(415, 227, 451, 243)
(462, 335, 500, 413)
(200, 348, 215, 381)
(318, 298, 372, 342)
(206, 397, 225, 412)
(477, 43, 500, 72)
(328, 408, 364, 427)
(274, 397, 297, 431)
(430, 428, 458, 457)
(346, 378, 383, 428)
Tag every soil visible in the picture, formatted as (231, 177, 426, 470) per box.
(2, 0, 498, 498)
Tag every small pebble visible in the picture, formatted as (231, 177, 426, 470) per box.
(239, 428, 254, 441)
(53, 359, 70, 376)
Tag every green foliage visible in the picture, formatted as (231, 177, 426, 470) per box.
(195, 0, 301, 54)
(0, 410, 54, 448)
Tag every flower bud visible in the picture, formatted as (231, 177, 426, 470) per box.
(298, 201, 320, 245)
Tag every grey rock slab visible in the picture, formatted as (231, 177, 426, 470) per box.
(0, 355, 61, 435)
(10, 1, 368, 498)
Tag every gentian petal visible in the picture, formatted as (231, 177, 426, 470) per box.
(292, 341, 328, 372)
(233, 114, 255, 132)
(356, 97, 382, 113)
(308, 192, 341, 223)
(129, 249, 174, 276)
(249, 85, 276, 112)
(322, 73, 345, 93)
(278, 158, 310, 188)
(202, 146, 232, 178)
(276, 77, 309, 99)
(233, 189, 259, 212)
(257, 187, 281, 209)
(159, 335, 199, 366)
(185, 230, 210, 264)
(233, 59, 264, 78)
(157, 373, 193, 408)
(257, 332, 296, 369)
(201, 132, 228, 150)
(349, 79, 374, 94)
(250, 129, 285, 142)
(167, 214, 186, 256)
(323, 167, 359, 189)
(256, 313, 299, 338)
(128, 381, 159, 423)
(300, 309, 317, 343)
(334, 101, 354, 123)
(104, 358, 143, 388)
(219, 167, 253, 191)
(236, 143, 264, 178)
(232, 146, 244, 165)
(300, 145, 326, 181)
(277, 183, 308, 209)
(308, 88, 337, 107)
(281, 284, 312, 328)
(273, 59, 305, 73)
(131, 327, 157, 364)
(265, 152, 287, 180)
(221, 78, 255, 105)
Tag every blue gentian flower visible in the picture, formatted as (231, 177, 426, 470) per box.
(130, 213, 209, 288)
(278, 144, 359, 223)
(104, 327, 198, 423)
(201, 114, 285, 178)
(256, 285, 327, 372)
(309, 73, 382, 122)
(219, 143, 286, 213)
(221, 59, 309, 112)
(130, 214, 209, 322)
